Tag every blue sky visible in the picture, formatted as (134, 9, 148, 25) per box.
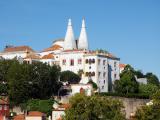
(0, 0, 160, 78)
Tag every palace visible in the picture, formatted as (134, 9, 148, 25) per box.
(0, 19, 120, 92)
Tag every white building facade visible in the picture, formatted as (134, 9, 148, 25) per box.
(0, 19, 120, 92)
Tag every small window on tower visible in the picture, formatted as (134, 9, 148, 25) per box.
(114, 61, 117, 68)
(103, 60, 106, 65)
(70, 59, 74, 66)
(98, 72, 101, 78)
(103, 72, 106, 78)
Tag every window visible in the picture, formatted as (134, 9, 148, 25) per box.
(89, 59, 92, 64)
(103, 72, 106, 78)
(92, 59, 95, 63)
(98, 72, 101, 77)
(103, 60, 106, 65)
(0, 105, 2, 110)
(62, 59, 66, 65)
(98, 59, 101, 65)
(104, 80, 105, 84)
(114, 61, 117, 67)
(85, 59, 89, 64)
(92, 72, 95, 76)
(102, 86, 104, 89)
(70, 59, 74, 66)
(114, 74, 117, 79)
(85, 72, 89, 76)
(89, 66, 91, 69)
(78, 59, 82, 64)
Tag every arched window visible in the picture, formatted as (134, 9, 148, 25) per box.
(70, 59, 74, 66)
(92, 59, 95, 63)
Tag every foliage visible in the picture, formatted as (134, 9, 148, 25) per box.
(98, 92, 149, 99)
(135, 90, 160, 120)
(64, 93, 125, 120)
(26, 99, 54, 116)
(134, 70, 144, 78)
(0, 60, 61, 105)
(60, 71, 81, 84)
(95, 49, 108, 54)
(139, 84, 159, 95)
(145, 72, 159, 86)
(87, 80, 98, 90)
(114, 65, 139, 94)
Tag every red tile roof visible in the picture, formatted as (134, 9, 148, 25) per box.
(119, 64, 126, 68)
(13, 114, 25, 120)
(41, 54, 54, 59)
(27, 111, 45, 117)
(42, 45, 62, 52)
(24, 53, 40, 59)
(3, 46, 34, 53)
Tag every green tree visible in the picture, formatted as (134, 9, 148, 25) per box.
(7, 60, 61, 105)
(114, 65, 139, 94)
(7, 61, 30, 105)
(139, 84, 159, 95)
(145, 73, 159, 86)
(60, 71, 80, 84)
(26, 99, 54, 116)
(64, 94, 125, 120)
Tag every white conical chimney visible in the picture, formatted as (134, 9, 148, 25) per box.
(64, 19, 76, 50)
(78, 18, 89, 50)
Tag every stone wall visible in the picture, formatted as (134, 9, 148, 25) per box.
(113, 97, 150, 119)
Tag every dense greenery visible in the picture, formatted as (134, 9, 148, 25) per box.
(139, 84, 159, 95)
(145, 72, 159, 86)
(114, 64, 159, 97)
(60, 70, 81, 84)
(64, 93, 125, 120)
(26, 99, 54, 116)
(114, 65, 139, 94)
(135, 90, 160, 120)
(0, 60, 61, 105)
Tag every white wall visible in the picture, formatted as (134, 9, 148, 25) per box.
(70, 84, 92, 96)
(1, 51, 28, 59)
(52, 111, 65, 120)
(26, 116, 42, 120)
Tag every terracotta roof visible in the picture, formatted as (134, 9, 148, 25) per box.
(42, 45, 62, 52)
(24, 53, 40, 59)
(14, 114, 25, 120)
(3, 46, 34, 53)
(119, 64, 126, 68)
(41, 53, 54, 59)
(27, 111, 45, 117)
